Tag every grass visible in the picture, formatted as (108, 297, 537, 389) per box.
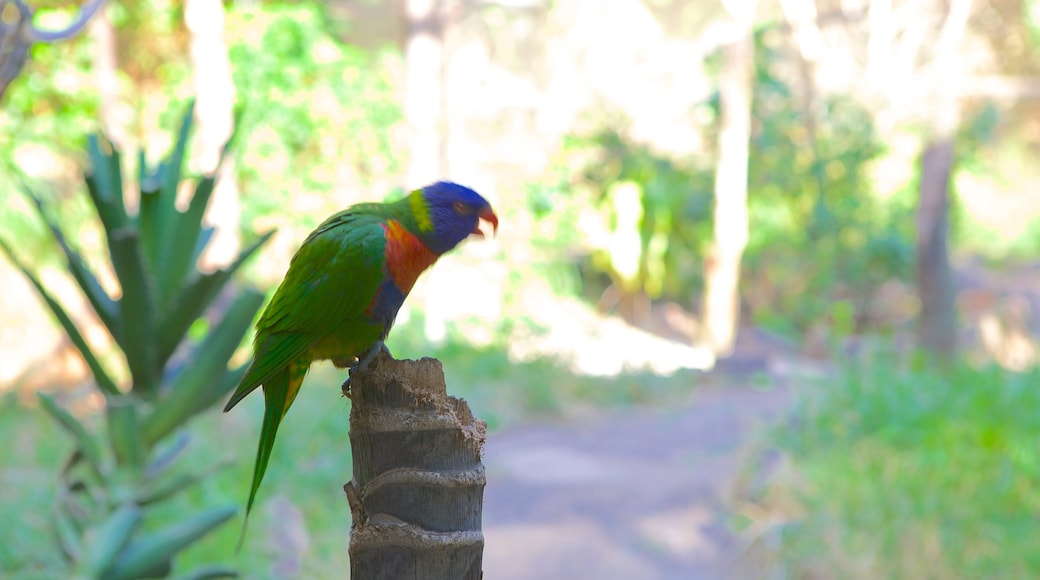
(740, 351, 1040, 578)
(0, 394, 68, 579)
(0, 317, 700, 579)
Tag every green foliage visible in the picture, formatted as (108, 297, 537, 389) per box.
(760, 353, 1040, 577)
(0, 107, 271, 579)
(741, 41, 913, 335)
(0, 3, 103, 267)
(542, 31, 914, 338)
(0, 10, 100, 155)
(227, 3, 402, 230)
(568, 129, 715, 299)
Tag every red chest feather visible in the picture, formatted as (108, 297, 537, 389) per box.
(382, 220, 439, 294)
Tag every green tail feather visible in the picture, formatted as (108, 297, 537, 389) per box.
(235, 366, 294, 551)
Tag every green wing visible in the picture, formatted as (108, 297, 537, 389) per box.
(224, 211, 387, 411)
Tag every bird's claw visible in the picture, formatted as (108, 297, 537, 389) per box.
(358, 341, 390, 371)
(341, 367, 356, 398)
(341, 342, 391, 397)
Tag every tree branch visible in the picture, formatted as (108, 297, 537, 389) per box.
(0, 0, 106, 99)
(21, 0, 106, 43)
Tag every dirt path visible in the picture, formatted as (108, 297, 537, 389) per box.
(480, 378, 797, 579)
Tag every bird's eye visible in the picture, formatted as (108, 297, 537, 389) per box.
(452, 201, 468, 214)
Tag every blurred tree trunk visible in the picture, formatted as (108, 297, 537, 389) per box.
(699, 3, 756, 357)
(916, 137, 957, 358)
(914, 0, 971, 358)
(185, 0, 240, 270)
(345, 351, 486, 579)
(87, 2, 129, 149)
(405, 0, 447, 187)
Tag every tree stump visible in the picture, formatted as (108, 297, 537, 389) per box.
(344, 350, 486, 579)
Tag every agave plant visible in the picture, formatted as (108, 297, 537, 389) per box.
(0, 105, 272, 579)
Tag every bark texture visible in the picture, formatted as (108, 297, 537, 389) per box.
(345, 350, 486, 579)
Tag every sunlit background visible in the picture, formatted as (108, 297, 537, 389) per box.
(3, 0, 1040, 578)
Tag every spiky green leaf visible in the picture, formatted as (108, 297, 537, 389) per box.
(154, 272, 221, 368)
(137, 188, 163, 273)
(116, 559, 172, 580)
(166, 103, 241, 289)
(145, 289, 264, 444)
(0, 238, 120, 396)
(155, 231, 273, 368)
(37, 393, 107, 483)
(145, 432, 190, 480)
(54, 506, 83, 563)
(137, 459, 233, 506)
(192, 226, 216, 267)
(17, 182, 119, 336)
(138, 149, 159, 196)
(85, 135, 115, 201)
(136, 149, 159, 265)
(143, 103, 196, 277)
(108, 229, 159, 394)
(158, 174, 215, 310)
(85, 134, 128, 232)
(108, 506, 235, 580)
(170, 566, 239, 580)
(76, 504, 141, 579)
(162, 102, 195, 210)
(195, 361, 248, 418)
(107, 398, 145, 470)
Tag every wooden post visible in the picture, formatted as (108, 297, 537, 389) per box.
(345, 350, 486, 579)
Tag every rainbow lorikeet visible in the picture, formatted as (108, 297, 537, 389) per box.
(223, 181, 498, 524)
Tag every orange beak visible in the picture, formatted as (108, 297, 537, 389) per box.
(472, 207, 499, 238)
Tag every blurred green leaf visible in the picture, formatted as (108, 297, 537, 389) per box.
(145, 289, 265, 444)
(137, 459, 233, 506)
(158, 174, 216, 311)
(170, 566, 239, 580)
(138, 189, 164, 275)
(161, 103, 195, 219)
(77, 504, 141, 579)
(155, 231, 273, 368)
(139, 104, 195, 275)
(109, 228, 160, 394)
(201, 362, 249, 417)
(144, 432, 190, 480)
(17, 182, 119, 334)
(37, 393, 107, 483)
(107, 398, 145, 470)
(109, 506, 236, 580)
(54, 504, 84, 563)
(158, 107, 242, 310)
(85, 135, 128, 233)
(0, 239, 121, 396)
